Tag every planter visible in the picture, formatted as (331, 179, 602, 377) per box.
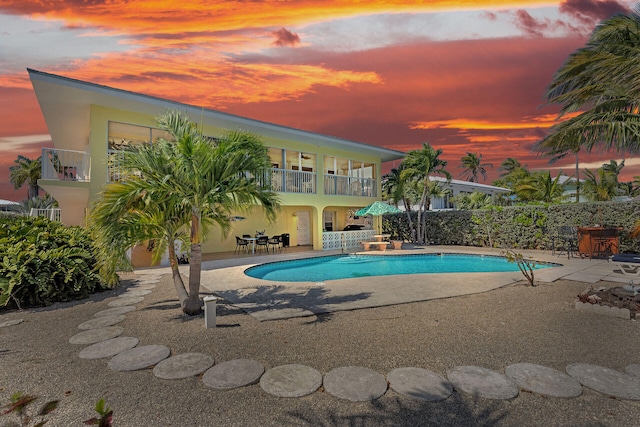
(390, 240, 403, 250)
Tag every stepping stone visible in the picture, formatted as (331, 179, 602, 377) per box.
(153, 353, 214, 380)
(94, 306, 136, 317)
(260, 364, 322, 398)
(0, 319, 23, 328)
(323, 366, 387, 402)
(79, 337, 139, 359)
(119, 289, 151, 297)
(78, 315, 126, 330)
(387, 367, 453, 401)
(447, 366, 519, 400)
(137, 279, 160, 284)
(108, 296, 144, 307)
(626, 365, 640, 378)
(202, 359, 265, 390)
(135, 285, 156, 290)
(505, 363, 582, 398)
(69, 327, 124, 345)
(108, 345, 171, 371)
(566, 363, 640, 400)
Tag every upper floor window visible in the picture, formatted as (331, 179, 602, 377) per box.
(323, 156, 375, 178)
(108, 121, 174, 150)
(268, 148, 316, 172)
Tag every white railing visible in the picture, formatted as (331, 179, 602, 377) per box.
(107, 149, 126, 182)
(29, 208, 61, 221)
(324, 175, 376, 197)
(41, 148, 90, 182)
(270, 169, 316, 194)
(322, 230, 376, 250)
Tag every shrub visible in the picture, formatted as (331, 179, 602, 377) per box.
(0, 216, 108, 309)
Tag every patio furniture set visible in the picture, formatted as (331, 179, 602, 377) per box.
(235, 233, 290, 254)
(360, 234, 403, 251)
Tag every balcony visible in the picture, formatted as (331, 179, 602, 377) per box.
(269, 169, 316, 194)
(324, 175, 376, 197)
(42, 148, 90, 182)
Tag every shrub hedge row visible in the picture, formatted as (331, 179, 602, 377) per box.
(0, 216, 108, 309)
(383, 200, 640, 253)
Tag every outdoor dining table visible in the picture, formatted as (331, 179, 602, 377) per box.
(373, 234, 390, 242)
(243, 237, 257, 254)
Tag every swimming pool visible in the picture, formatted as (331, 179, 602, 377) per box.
(244, 253, 554, 282)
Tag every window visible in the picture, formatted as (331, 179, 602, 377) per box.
(108, 121, 174, 150)
(323, 211, 336, 231)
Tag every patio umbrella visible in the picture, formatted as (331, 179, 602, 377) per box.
(355, 201, 401, 233)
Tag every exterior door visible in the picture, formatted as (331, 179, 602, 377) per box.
(296, 211, 311, 245)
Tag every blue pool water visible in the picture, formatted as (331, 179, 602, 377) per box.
(244, 253, 553, 282)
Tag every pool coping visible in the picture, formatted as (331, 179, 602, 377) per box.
(171, 246, 625, 321)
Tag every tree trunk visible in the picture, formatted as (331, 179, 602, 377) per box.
(183, 212, 203, 315)
(167, 239, 188, 305)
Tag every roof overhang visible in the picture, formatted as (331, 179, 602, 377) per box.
(28, 68, 406, 162)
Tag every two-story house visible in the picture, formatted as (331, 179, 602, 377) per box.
(28, 69, 405, 255)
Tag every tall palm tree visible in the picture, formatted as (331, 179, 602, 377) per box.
(515, 171, 566, 203)
(537, 7, 640, 169)
(400, 143, 450, 244)
(90, 110, 280, 315)
(459, 152, 493, 182)
(498, 158, 521, 177)
(9, 155, 41, 199)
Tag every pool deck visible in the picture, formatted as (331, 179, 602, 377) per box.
(181, 245, 627, 321)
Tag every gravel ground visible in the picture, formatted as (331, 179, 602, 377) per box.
(1, 274, 640, 426)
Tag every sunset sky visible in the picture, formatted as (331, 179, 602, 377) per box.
(1, 0, 638, 201)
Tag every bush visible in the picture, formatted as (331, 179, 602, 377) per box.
(382, 200, 640, 253)
(0, 216, 108, 309)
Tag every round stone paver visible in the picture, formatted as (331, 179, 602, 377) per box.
(119, 289, 151, 297)
(626, 365, 640, 378)
(566, 363, 640, 400)
(153, 353, 214, 380)
(94, 306, 136, 317)
(78, 315, 126, 330)
(107, 296, 145, 307)
(260, 364, 322, 398)
(79, 337, 139, 360)
(387, 367, 453, 402)
(202, 359, 265, 390)
(69, 327, 124, 345)
(0, 319, 23, 328)
(505, 363, 582, 398)
(323, 366, 387, 402)
(447, 366, 519, 400)
(108, 345, 171, 371)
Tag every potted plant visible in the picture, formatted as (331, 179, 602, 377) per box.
(390, 234, 403, 250)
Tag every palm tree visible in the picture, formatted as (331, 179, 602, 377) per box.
(537, 8, 640, 172)
(89, 110, 280, 315)
(454, 191, 493, 210)
(459, 152, 493, 182)
(9, 155, 41, 199)
(515, 171, 566, 203)
(582, 167, 620, 201)
(498, 158, 521, 177)
(400, 143, 451, 244)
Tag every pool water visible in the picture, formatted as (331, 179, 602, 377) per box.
(244, 253, 553, 282)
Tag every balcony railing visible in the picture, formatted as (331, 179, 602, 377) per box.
(42, 148, 90, 182)
(324, 175, 376, 197)
(269, 169, 316, 194)
(30, 208, 61, 221)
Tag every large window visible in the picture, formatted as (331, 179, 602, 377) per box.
(323, 156, 375, 178)
(108, 121, 174, 150)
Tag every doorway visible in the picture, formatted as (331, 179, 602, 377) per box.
(296, 211, 311, 245)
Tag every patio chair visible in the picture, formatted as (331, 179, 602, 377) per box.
(235, 236, 249, 254)
(556, 226, 578, 259)
(593, 227, 619, 258)
(268, 236, 281, 252)
(256, 235, 269, 253)
(609, 253, 640, 276)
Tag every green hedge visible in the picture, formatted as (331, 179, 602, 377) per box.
(0, 216, 108, 309)
(382, 200, 640, 253)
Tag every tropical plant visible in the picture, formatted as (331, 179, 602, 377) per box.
(9, 155, 41, 199)
(89, 110, 280, 315)
(0, 216, 106, 308)
(454, 191, 493, 210)
(459, 152, 493, 182)
(582, 167, 621, 201)
(514, 171, 567, 203)
(537, 7, 640, 169)
(498, 158, 521, 177)
(400, 143, 451, 244)
(502, 249, 537, 286)
(16, 195, 57, 215)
